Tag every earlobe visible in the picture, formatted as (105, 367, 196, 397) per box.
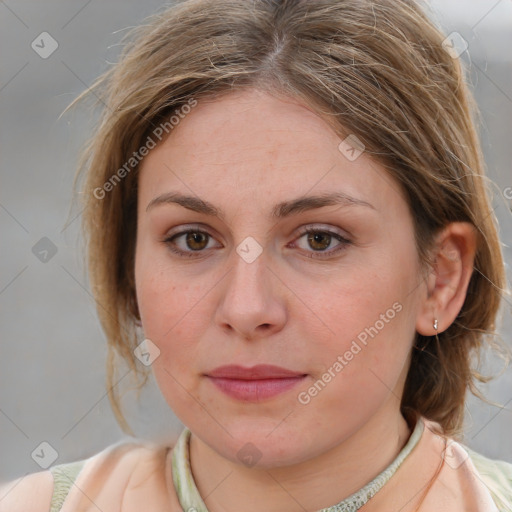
(415, 222, 477, 336)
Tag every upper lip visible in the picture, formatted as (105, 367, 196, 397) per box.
(206, 364, 306, 380)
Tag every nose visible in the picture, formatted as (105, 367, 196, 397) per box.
(214, 247, 287, 341)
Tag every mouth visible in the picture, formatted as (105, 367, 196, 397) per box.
(205, 364, 308, 402)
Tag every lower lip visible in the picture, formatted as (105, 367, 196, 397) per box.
(207, 376, 307, 401)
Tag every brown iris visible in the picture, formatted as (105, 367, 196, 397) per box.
(307, 231, 331, 251)
(186, 232, 209, 250)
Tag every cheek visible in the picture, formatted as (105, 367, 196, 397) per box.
(296, 251, 418, 394)
(135, 239, 200, 330)
(296, 299, 414, 428)
(135, 265, 174, 334)
(134, 248, 206, 365)
(304, 260, 413, 345)
(135, 260, 207, 410)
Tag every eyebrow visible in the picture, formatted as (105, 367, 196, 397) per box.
(145, 191, 375, 220)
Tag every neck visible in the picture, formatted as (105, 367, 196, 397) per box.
(188, 405, 412, 512)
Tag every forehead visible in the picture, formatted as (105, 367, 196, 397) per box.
(137, 88, 407, 220)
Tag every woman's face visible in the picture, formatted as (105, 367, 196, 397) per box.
(135, 88, 427, 467)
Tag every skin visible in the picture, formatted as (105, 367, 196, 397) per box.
(134, 87, 476, 511)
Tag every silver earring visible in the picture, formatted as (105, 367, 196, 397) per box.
(433, 318, 438, 331)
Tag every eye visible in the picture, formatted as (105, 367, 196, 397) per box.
(163, 225, 352, 259)
(292, 227, 352, 259)
(163, 228, 220, 258)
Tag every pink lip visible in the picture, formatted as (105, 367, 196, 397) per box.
(206, 365, 307, 402)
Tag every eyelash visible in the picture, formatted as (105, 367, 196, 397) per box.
(163, 226, 352, 259)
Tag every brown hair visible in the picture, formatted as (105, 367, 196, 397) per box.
(70, 0, 508, 437)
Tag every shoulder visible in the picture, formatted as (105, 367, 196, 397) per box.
(80, 436, 174, 482)
(0, 437, 174, 512)
(70, 437, 176, 509)
(0, 470, 54, 512)
(419, 419, 509, 511)
(465, 446, 512, 512)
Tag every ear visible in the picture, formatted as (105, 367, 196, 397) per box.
(415, 222, 477, 335)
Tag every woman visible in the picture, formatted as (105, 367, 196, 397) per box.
(1, 0, 511, 510)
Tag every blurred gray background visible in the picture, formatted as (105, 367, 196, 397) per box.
(1, 0, 511, 484)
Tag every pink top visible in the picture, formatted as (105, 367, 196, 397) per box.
(2, 417, 510, 511)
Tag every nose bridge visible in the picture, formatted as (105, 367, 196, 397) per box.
(227, 241, 270, 305)
(215, 241, 286, 338)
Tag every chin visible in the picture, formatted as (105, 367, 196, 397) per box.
(198, 418, 319, 469)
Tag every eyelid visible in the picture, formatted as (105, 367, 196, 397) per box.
(163, 223, 220, 242)
(294, 223, 352, 240)
(163, 223, 350, 241)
